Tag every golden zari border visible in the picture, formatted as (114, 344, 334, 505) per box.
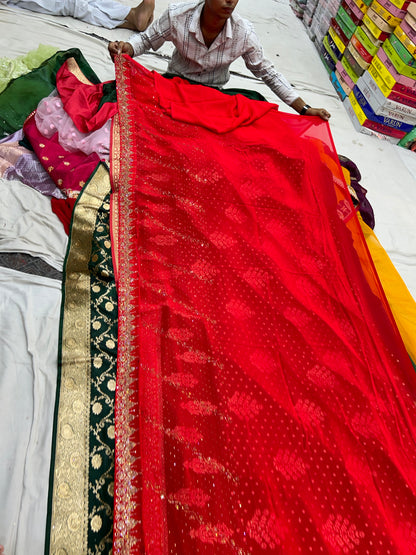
(110, 114, 121, 193)
(110, 115, 120, 280)
(66, 56, 96, 85)
(48, 164, 111, 555)
(112, 54, 138, 555)
(112, 54, 144, 555)
(112, 54, 170, 555)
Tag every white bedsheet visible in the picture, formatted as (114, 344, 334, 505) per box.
(0, 267, 61, 555)
(0, 178, 68, 271)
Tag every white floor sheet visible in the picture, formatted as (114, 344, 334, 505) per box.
(0, 268, 61, 555)
(0, 179, 68, 271)
(0, 1, 415, 553)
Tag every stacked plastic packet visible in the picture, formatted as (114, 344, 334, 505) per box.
(320, 0, 416, 145)
(303, 0, 321, 27)
(290, 0, 308, 18)
(306, 0, 342, 43)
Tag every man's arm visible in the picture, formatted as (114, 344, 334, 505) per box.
(242, 30, 331, 120)
(290, 97, 331, 120)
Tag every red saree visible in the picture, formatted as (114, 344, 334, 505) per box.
(111, 55, 416, 554)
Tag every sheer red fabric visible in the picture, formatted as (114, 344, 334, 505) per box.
(112, 55, 416, 554)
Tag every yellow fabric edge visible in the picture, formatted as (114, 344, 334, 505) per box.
(358, 213, 416, 362)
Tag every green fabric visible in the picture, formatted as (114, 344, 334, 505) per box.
(0, 44, 59, 94)
(44, 166, 117, 555)
(99, 81, 118, 109)
(398, 127, 416, 149)
(221, 87, 267, 101)
(87, 192, 117, 554)
(0, 48, 101, 138)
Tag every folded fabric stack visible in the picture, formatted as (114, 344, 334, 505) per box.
(293, 0, 416, 146)
(345, 3, 416, 143)
(302, 0, 322, 26)
(398, 121, 416, 146)
(321, 0, 372, 74)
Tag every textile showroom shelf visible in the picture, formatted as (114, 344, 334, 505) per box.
(301, 0, 416, 147)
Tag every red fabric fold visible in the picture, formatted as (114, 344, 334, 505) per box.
(51, 197, 77, 234)
(154, 72, 275, 133)
(56, 59, 118, 133)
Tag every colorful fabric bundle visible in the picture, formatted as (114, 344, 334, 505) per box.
(338, 153, 375, 228)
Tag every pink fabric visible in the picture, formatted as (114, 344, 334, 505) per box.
(0, 130, 65, 198)
(35, 94, 111, 159)
(23, 112, 100, 200)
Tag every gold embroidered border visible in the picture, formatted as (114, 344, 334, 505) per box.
(110, 114, 121, 193)
(112, 55, 171, 554)
(112, 54, 141, 555)
(66, 57, 95, 85)
(110, 116, 120, 279)
(48, 164, 111, 555)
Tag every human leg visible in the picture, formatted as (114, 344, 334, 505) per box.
(117, 0, 155, 31)
(5, 0, 154, 30)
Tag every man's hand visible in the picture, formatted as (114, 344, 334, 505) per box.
(108, 41, 134, 61)
(306, 107, 331, 121)
(290, 98, 331, 121)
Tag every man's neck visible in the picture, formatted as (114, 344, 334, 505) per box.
(200, 6, 227, 47)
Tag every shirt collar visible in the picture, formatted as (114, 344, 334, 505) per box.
(189, 3, 234, 47)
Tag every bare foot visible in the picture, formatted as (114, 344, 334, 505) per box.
(118, 0, 154, 31)
(0, 544, 5, 555)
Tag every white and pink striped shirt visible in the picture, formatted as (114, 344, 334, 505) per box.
(128, 1, 299, 106)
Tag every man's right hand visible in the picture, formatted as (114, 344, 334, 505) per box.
(108, 41, 134, 61)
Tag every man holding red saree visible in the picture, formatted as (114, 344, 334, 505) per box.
(108, 0, 331, 120)
(1, 10, 415, 552)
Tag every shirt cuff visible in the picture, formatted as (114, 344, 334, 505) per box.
(128, 33, 144, 57)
